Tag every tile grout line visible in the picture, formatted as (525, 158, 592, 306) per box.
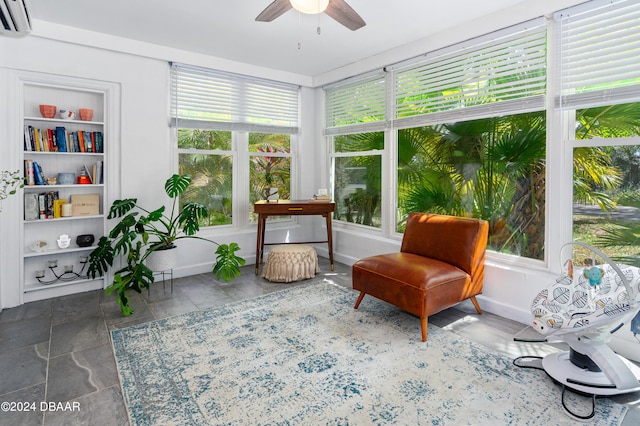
(40, 303, 54, 426)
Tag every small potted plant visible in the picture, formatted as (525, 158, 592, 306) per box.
(87, 174, 245, 315)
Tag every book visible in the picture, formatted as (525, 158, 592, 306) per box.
(26, 125, 35, 151)
(24, 125, 32, 151)
(38, 194, 46, 219)
(43, 191, 59, 219)
(85, 131, 92, 152)
(71, 132, 80, 152)
(46, 129, 54, 152)
(77, 131, 85, 152)
(309, 194, 332, 203)
(56, 127, 67, 152)
(83, 164, 94, 184)
(24, 193, 39, 220)
(24, 159, 35, 186)
(96, 160, 103, 184)
(53, 199, 66, 219)
(95, 131, 103, 153)
(33, 128, 41, 151)
(32, 161, 46, 185)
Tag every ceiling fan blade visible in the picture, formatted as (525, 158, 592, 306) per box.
(255, 0, 293, 22)
(325, 0, 366, 31)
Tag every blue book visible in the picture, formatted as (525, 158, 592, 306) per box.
(56, 127, 67, 152)
(33, 161, 45, 185)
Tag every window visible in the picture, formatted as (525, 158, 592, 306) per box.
(178, 129, 233, 226)
(571, 103, 640, 266)
(171, 64, 299, 227)
(326, 72, 386, 227)
(325, 20, 548, 260)
(333, 132, 383, 227)
(397, 112, 546, 259)
(555, 1, 640, 266)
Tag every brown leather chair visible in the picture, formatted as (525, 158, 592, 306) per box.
(352, 212, 489, 342)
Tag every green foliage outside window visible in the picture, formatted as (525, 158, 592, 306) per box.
(178, 129, 233, 227)
(397, 112, 547, 259)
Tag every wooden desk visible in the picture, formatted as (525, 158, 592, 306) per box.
(254, 200, 335, 274)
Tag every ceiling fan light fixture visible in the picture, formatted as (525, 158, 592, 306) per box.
(290, 0, 329, 15)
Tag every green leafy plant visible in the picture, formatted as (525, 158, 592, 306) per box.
(0, 169, 24, 211)
(88, 174, 245, 315)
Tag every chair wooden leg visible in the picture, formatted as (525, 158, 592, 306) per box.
(421, 317, 428, 342)
(354, 291, 366, 309)
(470, 296, 483, 315)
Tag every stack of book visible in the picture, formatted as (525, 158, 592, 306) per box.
(310, 194, 331, 203)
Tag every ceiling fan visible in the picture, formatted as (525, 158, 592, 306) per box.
(256, 0, 366, 31)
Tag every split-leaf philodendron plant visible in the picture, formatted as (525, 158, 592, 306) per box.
(88, 174, 245, 315)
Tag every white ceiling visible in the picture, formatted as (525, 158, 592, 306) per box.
(29, 0, 578, 79)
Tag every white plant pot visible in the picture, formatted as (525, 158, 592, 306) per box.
(145, 246, 178, 272)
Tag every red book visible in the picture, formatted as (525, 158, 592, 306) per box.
(47, 129, 54, 151)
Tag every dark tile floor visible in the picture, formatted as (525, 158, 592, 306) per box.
(1, 257, 638, 425)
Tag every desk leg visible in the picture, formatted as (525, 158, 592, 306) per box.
(326, 213, 334, 271)
(255, 214, 264, 275)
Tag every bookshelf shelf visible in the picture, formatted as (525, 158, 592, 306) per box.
(24, 184, 105, 191)
(24, 245, 97, 258)
(16, 77, 114, 302)
(23, 277, 98, 293)
(24, 214, 105, 224)
(24, 116, 104, 126)
(24, 151, 104, 156)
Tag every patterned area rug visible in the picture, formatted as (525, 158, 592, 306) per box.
(112, 280, 627, 425)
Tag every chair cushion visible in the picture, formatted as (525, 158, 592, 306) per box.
(353, 253, 470, 316)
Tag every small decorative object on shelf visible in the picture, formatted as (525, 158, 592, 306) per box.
(39, 104, 56, 118)
(77, 169, 91, 184)
(29, 240, 48, 252)
(76, 234, 94, 247)
(61, 203, 73, 217)
(57, 173, 75, 185)
(78, 108, 93, 121)
(57, 234, 71, 249)
(35, 256, 89, 285)
(58, 109, 75, 120)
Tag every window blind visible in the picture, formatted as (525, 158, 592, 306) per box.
(555, 0, 640, 109)
(171, 64, 300, 134)
(325, 72, 387, 136)
(394, 21, 546, 127)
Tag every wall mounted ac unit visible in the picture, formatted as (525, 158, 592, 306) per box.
(0, 0, 32, 36)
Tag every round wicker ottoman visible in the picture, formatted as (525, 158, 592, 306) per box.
(261, 244, 320, 283)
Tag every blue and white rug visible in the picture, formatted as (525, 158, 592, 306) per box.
(112, 280, 627, 425)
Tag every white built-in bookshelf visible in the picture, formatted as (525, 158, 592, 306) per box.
(15, 74, 119, 303)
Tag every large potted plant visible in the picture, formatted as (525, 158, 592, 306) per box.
(88, 174, 245, 315)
